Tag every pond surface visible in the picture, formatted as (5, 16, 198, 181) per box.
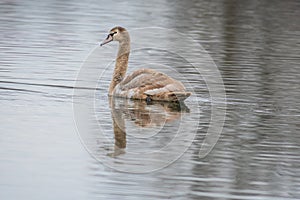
(1, 0, 300, 199)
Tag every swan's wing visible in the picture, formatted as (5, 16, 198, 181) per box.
(120, 69, 163, 88)
(116, 68, 190, 101)
(120, 68, 182, 91)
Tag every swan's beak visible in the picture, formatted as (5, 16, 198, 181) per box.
(100, 34, 113, 46)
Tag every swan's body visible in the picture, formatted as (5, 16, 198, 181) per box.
(101, 26, 191, 102)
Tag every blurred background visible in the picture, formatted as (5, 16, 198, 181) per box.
(0, 0, 299, 199)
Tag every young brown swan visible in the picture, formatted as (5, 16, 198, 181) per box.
(100, 26, 191, 102)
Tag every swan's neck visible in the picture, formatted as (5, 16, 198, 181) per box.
(109, 40, 130, 95)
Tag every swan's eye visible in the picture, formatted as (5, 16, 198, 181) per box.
(109, 32, 117, 37)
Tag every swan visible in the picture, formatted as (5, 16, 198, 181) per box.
(100, 26, 191, 102)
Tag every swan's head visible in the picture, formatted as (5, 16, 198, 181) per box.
(100, 26, 130, 46)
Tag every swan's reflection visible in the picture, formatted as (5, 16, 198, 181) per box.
(108, 97, 190, 157)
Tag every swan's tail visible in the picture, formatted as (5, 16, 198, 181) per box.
(168, 92, 191, 102)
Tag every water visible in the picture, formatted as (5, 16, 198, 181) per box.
(1, 0, 300, 199)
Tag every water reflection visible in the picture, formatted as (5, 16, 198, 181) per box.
(107, 97, 190, 157)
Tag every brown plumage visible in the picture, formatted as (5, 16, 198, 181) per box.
(100, 26, 191, 102)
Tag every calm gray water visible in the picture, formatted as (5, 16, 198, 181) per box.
(1, 0, 300, 199)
